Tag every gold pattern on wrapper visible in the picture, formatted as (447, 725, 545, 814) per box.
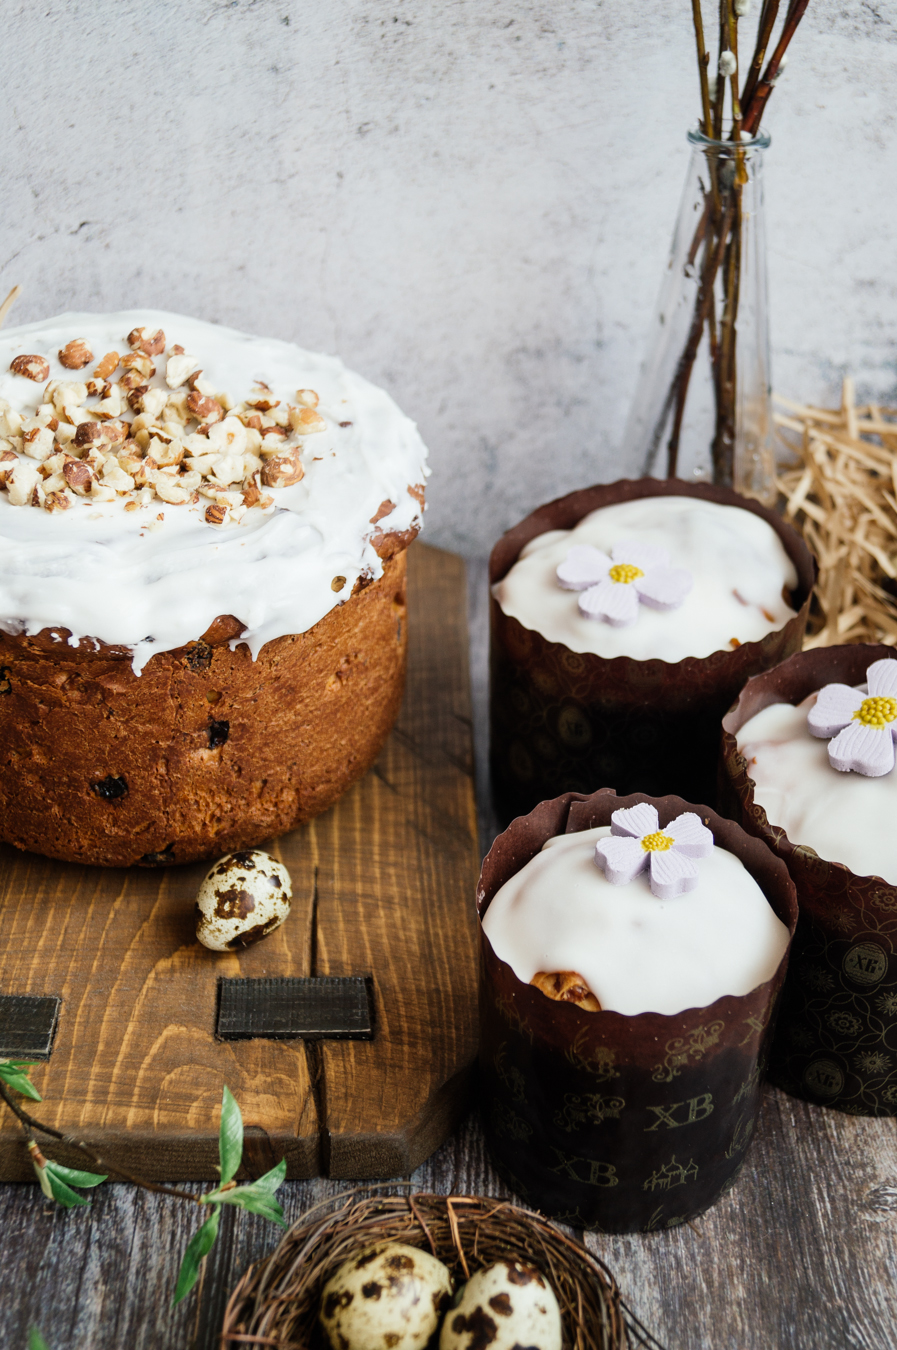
(553, 1092, 626, 1133)
(642, 1154, 699, 1192)
(651, 1021, 725, 1083)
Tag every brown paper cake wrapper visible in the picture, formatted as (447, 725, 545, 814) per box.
(489, 478, 816, 824)
(721, 644, 897, 1116)
(477, 788, 797, 1232)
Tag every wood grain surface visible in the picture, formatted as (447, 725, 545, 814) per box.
(0, 541, 480, 1183)
(2, 558, 895, 1350)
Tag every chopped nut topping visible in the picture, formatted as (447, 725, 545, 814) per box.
(93, 351, 120, 380)
(121, 352, 156, 379)
(165, 352, 197, 388)
(63, 459, 97, 496)
(58, 339, 94, 370)
(0, 325, 331, 526)
(289, 406, 326, 435)
(9, 354, 50, 382)
(186, 391, 223, 424)
(260, 446, 304, 489)
(127, 326, 166, 356)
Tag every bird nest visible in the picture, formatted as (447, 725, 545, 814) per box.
(219, 1188, 663, 1350)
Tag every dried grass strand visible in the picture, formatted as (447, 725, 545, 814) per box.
(775, 385, 897, 648)
(219, 1189, 663, 1350)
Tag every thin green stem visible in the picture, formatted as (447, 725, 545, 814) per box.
(0, 1078, 199, 1203)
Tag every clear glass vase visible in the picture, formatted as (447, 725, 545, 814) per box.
(623, 127, 774, 503)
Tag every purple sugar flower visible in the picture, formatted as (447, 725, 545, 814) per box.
(594, 803, 714, 900)
(808, 658, 897, 776)
(557, 540, 692, 627)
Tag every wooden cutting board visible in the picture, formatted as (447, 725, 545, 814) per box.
(0, 542, 480, 1182)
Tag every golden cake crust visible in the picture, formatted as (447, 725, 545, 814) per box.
(0, 549, 409, 867)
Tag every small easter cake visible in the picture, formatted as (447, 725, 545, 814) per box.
(494, 495, 798, 664)
(723, 645, 897, 1115)
(477, 788, 796, 1232)
(736, 658, 897, 882)
(489, 480, 814, 820)
(482, 805, 789, 1017)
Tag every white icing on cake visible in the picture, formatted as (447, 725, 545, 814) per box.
(737, 692, 897, 883)
(0, 311, 428, 672)
(492, 497, 798, 662)
(481, 825, 789, 1015)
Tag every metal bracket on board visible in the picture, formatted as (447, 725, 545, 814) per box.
(216, 976, 374, 1042)
(0, 993, 62, 1058)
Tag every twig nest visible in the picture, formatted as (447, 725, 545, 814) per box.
(320, 1243, 453, 1350)
(440, 1260, 562, 1350)
(195, 849, 291, 951)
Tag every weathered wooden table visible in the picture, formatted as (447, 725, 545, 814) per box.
(3, 555, 897, 1350)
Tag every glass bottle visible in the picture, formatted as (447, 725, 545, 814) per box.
(623, 127, 774, 503)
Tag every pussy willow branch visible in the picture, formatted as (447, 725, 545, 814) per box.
(0, 1078, 199, 1203)
(666, 201, 734, 477)
(742, 0, 810, 135)
(657, 0, 811, 480)
(691, 0, 714, 136)
(741, 0, 780, 112)
(725, 0, 743, 142)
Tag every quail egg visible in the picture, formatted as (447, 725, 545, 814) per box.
(195, 849, 291, 951)
(440, 1260, 562, 1350)
(320, 1242, 453, 1350)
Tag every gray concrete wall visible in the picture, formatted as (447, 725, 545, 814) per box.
(2, 0, 895, 554)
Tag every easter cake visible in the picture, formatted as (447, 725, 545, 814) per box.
(0, 311, 427, 866)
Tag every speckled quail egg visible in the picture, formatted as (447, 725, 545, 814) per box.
(195, 849, 291, 951)
(440, 1260, 562, 1350)
(320, 1242, 453, 1350)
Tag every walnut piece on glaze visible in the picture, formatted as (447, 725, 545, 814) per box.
(165, 352, 197, 388)
(120, 352, 156, 379)
(9, 354, 50, 382)
(530, 970, 602, 1012)
(93, 351, 120, 381)
(127, 326, 166, 356)
(58, 339, 94, 370)
(288, 405, 326, 435)
(186, 390, 223, 424)
(260, 445, 304, 489)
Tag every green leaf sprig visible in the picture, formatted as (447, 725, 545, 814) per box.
(0, 1058, 43, 1102)
(172, 1085, 288, 1304)
(0, 1066, 288, 1306)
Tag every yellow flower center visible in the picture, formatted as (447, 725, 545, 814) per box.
(608, 563, 644, 585)
(641, 831, 674, 853)
(853, 695, 897, 728)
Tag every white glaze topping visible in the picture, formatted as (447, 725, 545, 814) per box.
(0, 311, 428, 672)
(493, 497, 798, 662)
(737, 691, 897, 883)
(482, 825, 789, 1015)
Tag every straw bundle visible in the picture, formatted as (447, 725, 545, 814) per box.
(775, 381, 897, 647)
